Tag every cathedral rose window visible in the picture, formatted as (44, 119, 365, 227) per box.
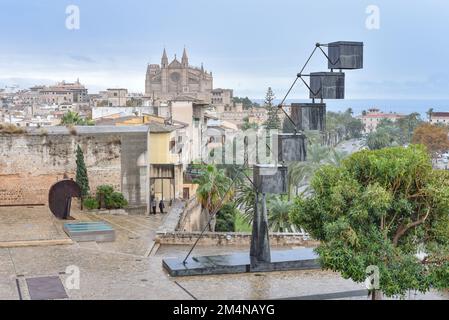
(170, 72, 181, 82)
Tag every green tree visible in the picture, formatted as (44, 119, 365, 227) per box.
(95, 185, 128, 209)
(233, 96, 259, 109)
(241, 116, 258, 131)
(60, 111, 94, 126)
(215, 203, 238, 232)
(194, 164, 233, 231)
(366, 128, 395, 150)
(234, 174, 256, 223)
(396, 113, 422, 144)
(412, 123, 449, 158)
(326, 109, 363, 140)
(267, 196, 296, 232)
(263, 87, 280, 130)
(288, 144, 347, 197)
(291, 145, 449, 299)
(75, 145, 90, 198)
(426, 108, 434, 122)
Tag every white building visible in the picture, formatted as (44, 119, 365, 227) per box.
(357, 108, 405, 133)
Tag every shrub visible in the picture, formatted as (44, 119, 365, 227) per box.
(105, 192, 128, 209)
(83, 197, 99, 210)
(0, 123, 26, 134)
(95, 185, 127, 209)
(215, 203, 238, 232)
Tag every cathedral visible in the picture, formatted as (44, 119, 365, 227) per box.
(145, 48, 213, 103)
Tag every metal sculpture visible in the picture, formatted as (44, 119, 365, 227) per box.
(309, 72, 345, 99)
(327, 41, 363, 70)
(250, 192, 271, 266)
(291, 103, 327, 131)
(163, 40, 364, 276)
(253, 164, 288, 195)
(48, 179, 81, 219)
(275, 133, 307, 162)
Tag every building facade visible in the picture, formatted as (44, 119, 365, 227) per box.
(145, 48, 213, 104)
(38, 80, 88, 105)
(357, 108, 405, 133)
(429, 112, 449, 125)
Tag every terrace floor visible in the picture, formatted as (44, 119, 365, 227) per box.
(0, 206, 447, 300)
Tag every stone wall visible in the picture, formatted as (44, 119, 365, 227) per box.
(176, 196, 208, 232)
(0, 132, 121, 206)
(0, 128, 148, 207)
(155, 231, 319, 247)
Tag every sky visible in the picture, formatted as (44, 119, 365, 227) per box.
(1, 0, 449, 100)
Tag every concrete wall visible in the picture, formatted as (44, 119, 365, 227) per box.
(155, 231, 319, 247)
(176, 196, 208, 232)
(0, 128, 148, 208)
(121, 133, 148, 207)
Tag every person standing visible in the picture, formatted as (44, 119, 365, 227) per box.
(151, 196, 157, 215)
(159, 199, 165, 214)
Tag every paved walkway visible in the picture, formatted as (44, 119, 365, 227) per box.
(0, 206, 68, 243)
(0, 206, 447, 300)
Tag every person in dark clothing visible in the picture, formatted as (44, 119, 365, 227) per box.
(151, 196, 157, 215)
(159, 199, 165, 214)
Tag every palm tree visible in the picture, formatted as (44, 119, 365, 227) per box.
(60, 111, 94, 126)
(426, 108, 434, 122)
(194, 164, 233, 231)
(288, 144, 348, 197)
(365, 128, 393, 150)
(234, 174, 256, 224)
(60, 111, 83, 125)
(327, 149, 348, 167)
(267, 196, 296, 233)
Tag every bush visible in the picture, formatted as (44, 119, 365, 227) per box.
(215, 203, 238, 232)
(96, 185, 114, 197)
(105, 192, 128, 209)
(95, 185, 127, 209)
(83, 197, 99, 210)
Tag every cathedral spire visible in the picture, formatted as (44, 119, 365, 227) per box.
(161, 48, 168, 68)
(182, 47, 189, 67)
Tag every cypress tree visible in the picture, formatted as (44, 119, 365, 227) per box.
(75, 145, 89, 197)
(263, 87, 280, 130)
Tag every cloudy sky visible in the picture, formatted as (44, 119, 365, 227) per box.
(1, 0, 449, 99)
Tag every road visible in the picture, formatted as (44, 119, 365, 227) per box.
(334, 138, 365, 155)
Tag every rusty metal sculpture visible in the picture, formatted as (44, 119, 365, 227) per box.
(48, 179, 81, 219)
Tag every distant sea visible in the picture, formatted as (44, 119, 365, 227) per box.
(252, 99, 449, 118)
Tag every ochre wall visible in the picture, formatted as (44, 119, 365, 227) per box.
(0, 133, 121, 206)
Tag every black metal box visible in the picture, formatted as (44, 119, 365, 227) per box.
(291, 103, 326, 131)
(309, 72, 345, 99)
(327, 41, 363, 70)
(253, 164, 288, 194)
(274, 133, 307, 162)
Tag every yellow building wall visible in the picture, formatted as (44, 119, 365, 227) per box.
(150, 133, 171, 164)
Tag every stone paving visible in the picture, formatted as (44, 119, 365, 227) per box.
(0, 206, 447, 300)
(0, 206, 68, 242)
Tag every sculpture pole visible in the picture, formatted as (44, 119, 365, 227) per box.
(250, 192, 271, 267)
